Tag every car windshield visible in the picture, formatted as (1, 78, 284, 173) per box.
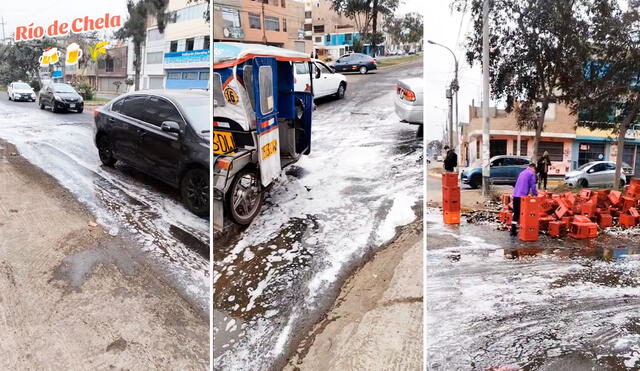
(14, 83, 31, 89)
(180, 97, 209, 133)
(577, 163, 593, 171)
(53, 84, 76, 93)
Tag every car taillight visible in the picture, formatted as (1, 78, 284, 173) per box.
(217, 158, 233, 171)
(403, 89, 416, 102)
(397, 86, 402, 95)
(93, 109, 100, 120)
(372, 58, 377, 64)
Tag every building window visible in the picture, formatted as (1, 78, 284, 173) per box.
(283, 19, 287, 32)
(105, 57, 114, 72)
(186, 38, 195, 51)
(305, 11, 311, 18)
(146, 52, 163, 65)
(199, 71, 210, 81)
(538, 141, 564, 161)
(313, 25, 324, 33)
(281, 0, 286, 7)
(147, 28, 164, 42)
(167, 72, 182, 80)
(265, 16, 280, 31)
(204, 35, 210, 49)
(304, 23, 312, 31)
(182, 72, 198, 80)
(315, 36, 322, 43)
(325, 34, 330, 43)
(170, 40, 178, 52)
(249, 13, 261, 29)
(578, 143, 605, 166)
(512, 139, 528, 156)
(170, 3, 208, 23)
(345, 33, 352, 42)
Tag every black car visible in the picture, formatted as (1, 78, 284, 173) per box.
(332, 53, 378, 74)
(39, 83, 84, 113)
(94, 90, 210, 216)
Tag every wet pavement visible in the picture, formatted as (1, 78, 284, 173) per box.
(0, 98, 209, 314)
(426, 208, 640, 370)
(213, 60, 424, 370)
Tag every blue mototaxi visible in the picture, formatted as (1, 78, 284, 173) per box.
(213, 42, 314, 231)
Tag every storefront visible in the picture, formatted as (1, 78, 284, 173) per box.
(164, 48, 210, 89)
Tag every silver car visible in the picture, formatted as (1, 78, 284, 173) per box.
(564, 161, 632, 187)
(394, 78, 423, 124)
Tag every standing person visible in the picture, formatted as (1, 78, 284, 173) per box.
(443, 146, 458, 172)
(536, 151, 551, 190)
(510, 163, 538, 236)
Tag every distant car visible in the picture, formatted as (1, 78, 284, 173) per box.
(94, 90, 209, 216)
(294, 59, 347, 99)
(564, 161, 631, 187)
(7, 81, 36, 102)
(461, 155, 531, 189)
(332, 53, 377, 74)
(39, 83, 84, 113)
(394, 78, 423, 124)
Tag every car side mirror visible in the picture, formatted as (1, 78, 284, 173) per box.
(161, 121, 180, 134)
(587, 169, 594, 173)
(314, 68, 321, 79)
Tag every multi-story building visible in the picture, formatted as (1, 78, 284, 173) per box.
(213, 0, 310, 53)
(130, 0, 210, 90)
(310, 0, 385, 60)
(464, 102, 640, 176)
(96, 44, 129, 93)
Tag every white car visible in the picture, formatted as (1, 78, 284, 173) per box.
(7, 81, 36, 102)
(394, 78, 423, 124)
(564, 161, 632, 187)
(294, 59, 347, 99)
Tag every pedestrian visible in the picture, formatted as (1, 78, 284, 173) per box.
(443, 146, 457, 172)
(510, 163, 538, 236)
(536, 151, 551, 190)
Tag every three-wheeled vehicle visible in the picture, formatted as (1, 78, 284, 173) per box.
(213, 42, 314, 231)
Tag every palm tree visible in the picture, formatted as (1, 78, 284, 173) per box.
(116, 0, 169, 91)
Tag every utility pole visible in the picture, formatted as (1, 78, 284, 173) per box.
(261, 1, 267, 45)
(446, 88, 453, 147)
(482, 0, 491, 198)
(0, 17, 6, 43)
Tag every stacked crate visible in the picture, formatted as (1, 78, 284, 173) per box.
(442, 173, 461, 224)
(519, 196, 540, 242)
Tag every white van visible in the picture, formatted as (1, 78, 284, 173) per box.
(294, 59, 347, 99)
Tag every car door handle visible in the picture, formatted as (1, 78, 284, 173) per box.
(108, 117, 115, 123)
(137, 129, 146, 137)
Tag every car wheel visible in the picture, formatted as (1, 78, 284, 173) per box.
(620, 178, 626, 187)
(469, 175, 481, 189)
(226, 167, 263, 226)
(39, 100, 45, 110)
(8, 94, 11, 101)
(359, 65, 368, 74)
(96, 135, 117, 167)
(578, 178, 588, 188)
(181, 168, 209, 217)
(336, 82, 346, 99)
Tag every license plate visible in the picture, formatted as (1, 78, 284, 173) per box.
(261, 139, 278, 161)
(213, 131, 236, 155)
(69, 104, 75, 108)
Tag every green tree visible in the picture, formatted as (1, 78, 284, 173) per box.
(0, 38, 58, 86)
(457, 0, 589, 161)
(560, 0, 640, 188)
(384, 12, 423, 51)
(331, 0, 398, 55)
(116, 0, 170, 91)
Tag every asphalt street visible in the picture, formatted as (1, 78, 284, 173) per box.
(0, 96, 210, 314)
(213, 60, 424, 370)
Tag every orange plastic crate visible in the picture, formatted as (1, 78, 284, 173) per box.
(443, 211, 460, 225)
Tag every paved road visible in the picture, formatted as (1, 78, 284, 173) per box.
(214, 60, 424, 370)
(426, 208, 640, 370)
(0, 96, 209, 314)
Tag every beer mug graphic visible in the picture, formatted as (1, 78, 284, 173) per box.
(39, 50, 51, 67)
(49, 48, 60, 64)
(66, 43, 83, 66)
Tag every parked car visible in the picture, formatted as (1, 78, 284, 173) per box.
(461, 155, 531, 189)
(564, 161, 631, 187)
(394, 78, 423, 124)
(7, 81, 36, 102)
(294, 59, 347, 99)
(94, 90, 210, 216)
(332, 53, 377, 74)
(39, 83, 84, 113)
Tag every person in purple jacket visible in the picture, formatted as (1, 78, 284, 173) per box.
(510, 163, 538, 236)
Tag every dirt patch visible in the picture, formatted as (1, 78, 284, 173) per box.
(285, 217, 423, 370)
(0, 140, 208, 369)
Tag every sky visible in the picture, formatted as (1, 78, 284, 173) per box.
(424, 1, 482, 141)
(0, 1, 129, 42)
